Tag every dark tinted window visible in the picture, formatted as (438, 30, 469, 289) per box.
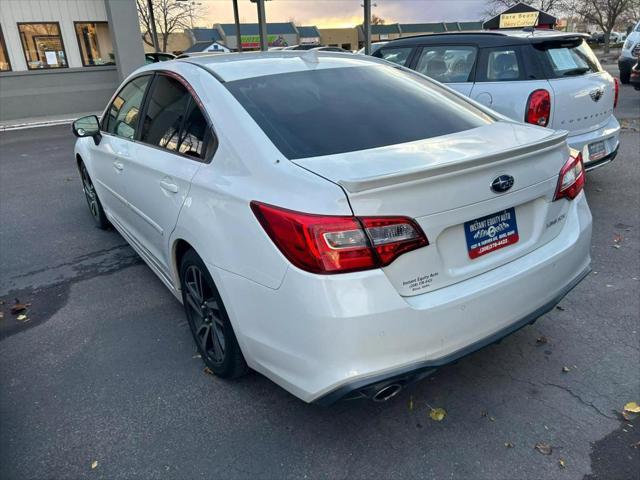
(226, 65, 492, 159)
(177, 100, 211, 159)
(485, 49, 520, 81)
(105, 75, 151, 139)
(415, 46, 477, 83)
(377, 47, 413, 66)
(140, 74, 191, 150)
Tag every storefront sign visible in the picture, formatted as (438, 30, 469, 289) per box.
(499, 11, 539, 28)
(240, 34, 288, 48)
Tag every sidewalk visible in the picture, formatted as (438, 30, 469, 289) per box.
(0, 112, 100, 132)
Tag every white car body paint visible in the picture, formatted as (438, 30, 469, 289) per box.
(74, 52, 592, 403)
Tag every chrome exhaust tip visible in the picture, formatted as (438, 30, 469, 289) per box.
(371, 383, 403, 402)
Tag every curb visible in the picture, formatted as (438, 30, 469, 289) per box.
(0, 118, 76, 132)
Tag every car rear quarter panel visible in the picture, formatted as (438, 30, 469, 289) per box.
(169, 64, 352, 290)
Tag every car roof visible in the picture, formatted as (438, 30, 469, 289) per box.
(379, 29, 589, 48)
(176, 50, 386, 82)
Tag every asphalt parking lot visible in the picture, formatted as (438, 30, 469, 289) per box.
(1, 83, 639, 480)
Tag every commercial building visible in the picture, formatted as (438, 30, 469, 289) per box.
(0, 0, 144, 123)
(318, 28, 359, 51)
(356, 21, 484, 46)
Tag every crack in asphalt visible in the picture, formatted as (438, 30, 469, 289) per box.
(542, 383, 617, 421)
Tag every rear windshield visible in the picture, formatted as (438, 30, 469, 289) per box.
(536, 39, 601, 78)
(225, 65, 493, 159)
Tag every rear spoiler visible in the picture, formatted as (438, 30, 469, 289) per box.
(338, 129, 568, 193)
(529, 33, 590, 45)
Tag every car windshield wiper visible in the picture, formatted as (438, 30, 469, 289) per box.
(562, 67, 590, 76)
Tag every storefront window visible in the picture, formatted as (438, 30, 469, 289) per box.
(0, 25, 11, 71)
(74, 22, 115, 66)
(18, 22, 68, 70)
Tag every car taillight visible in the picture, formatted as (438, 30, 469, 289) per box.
(525, 89, 551, 127)
(250, 201, 429, 274)
(613, 77, 619, 109)
(553, 151, 585, 201)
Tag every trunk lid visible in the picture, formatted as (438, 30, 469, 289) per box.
(294, 122, 572, 296)
(547, 72, 615, 135)
(535, 38, 616, 135)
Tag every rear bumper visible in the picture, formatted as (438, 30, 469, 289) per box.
(314, 263, 591, 405)
(214, 193, 592, 404)
(566, 115, 620, 171)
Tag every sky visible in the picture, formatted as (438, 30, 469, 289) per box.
(198, 0, 490, 29)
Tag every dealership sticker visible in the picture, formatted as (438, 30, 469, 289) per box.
(464, 208, 519, 259)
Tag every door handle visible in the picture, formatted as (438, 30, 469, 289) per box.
(113, 160, 124, 171)
(160, 179, 179, 193)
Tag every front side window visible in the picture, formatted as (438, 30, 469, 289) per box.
(0, 25, 11, 71)
(485, 49, 520, 81)
(18, 23, 68, 70)
(104, 76, 151, 139)
(415, 46, 477, 83)
(226, 65, 493, 160)
(74, 22, 115, 66)
(376, 47, 413, 66)
(140, 74, 211, 160)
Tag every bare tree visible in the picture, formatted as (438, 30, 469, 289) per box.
(568, 0, 640, 53)
(371, 14, 385, 25)
(484, 0, 564, 17)
(136, 0, 203, 52)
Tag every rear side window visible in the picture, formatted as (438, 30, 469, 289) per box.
(140, 74, 191, 151)
(139, 73, 213, 160)
(376, 47, 413, 66)
(485, 49, 520, 81)
(226, 65, 493, 160)
(414, 46, 477, 83)
(536, 39, 601, 78)
(104, 75, 151, 139)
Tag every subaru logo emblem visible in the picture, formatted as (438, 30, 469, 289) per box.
(590, 88, 604, 102)
(491, 175, 514, 193)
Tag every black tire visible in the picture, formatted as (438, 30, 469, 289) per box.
(79, 161, 110, 229)
(180, 249, 248, 379)
(620, 63, 631, 84)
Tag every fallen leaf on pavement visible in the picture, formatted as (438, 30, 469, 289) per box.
(562, 366, 570, 373)
(559, 458, 566, 468)
(91, 460, 98, 469)
(16, 314, 28, 322)
(631, 441, 640, 449)
(428, 407, 446, 422)
(408, 396, 414, 411)
(203, 367, 214, 376)
(10, 303, 28, 315)
(0, 312, 3, 320)
(623, 402, 640, 413)
(504, 442, 514, 448)
(555, 305, 565, 311)
(535, 442, 552, 455)
(191, 354, 201, 359)
(536, 335, 548, 345)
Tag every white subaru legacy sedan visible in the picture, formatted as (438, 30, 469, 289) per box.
(72, 52, 592, 404)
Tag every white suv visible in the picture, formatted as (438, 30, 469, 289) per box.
(619, 21, 640, 83)
(374, 30, 620, 171)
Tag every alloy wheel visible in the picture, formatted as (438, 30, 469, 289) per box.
(184, 265, 226, 365)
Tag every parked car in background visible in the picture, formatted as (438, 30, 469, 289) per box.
(282, 44, 324, 50)
(630, 56, 640, 90)
(373, 30, 620, 171)
(619, 21, 640, 83)
(356, 41, 388, 55)
(71, 51, 591, 404)
(145, 52, 176, 64)
(311, 46, 351, 53)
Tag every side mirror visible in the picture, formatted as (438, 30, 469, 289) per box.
(72, 115, 102, 145)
